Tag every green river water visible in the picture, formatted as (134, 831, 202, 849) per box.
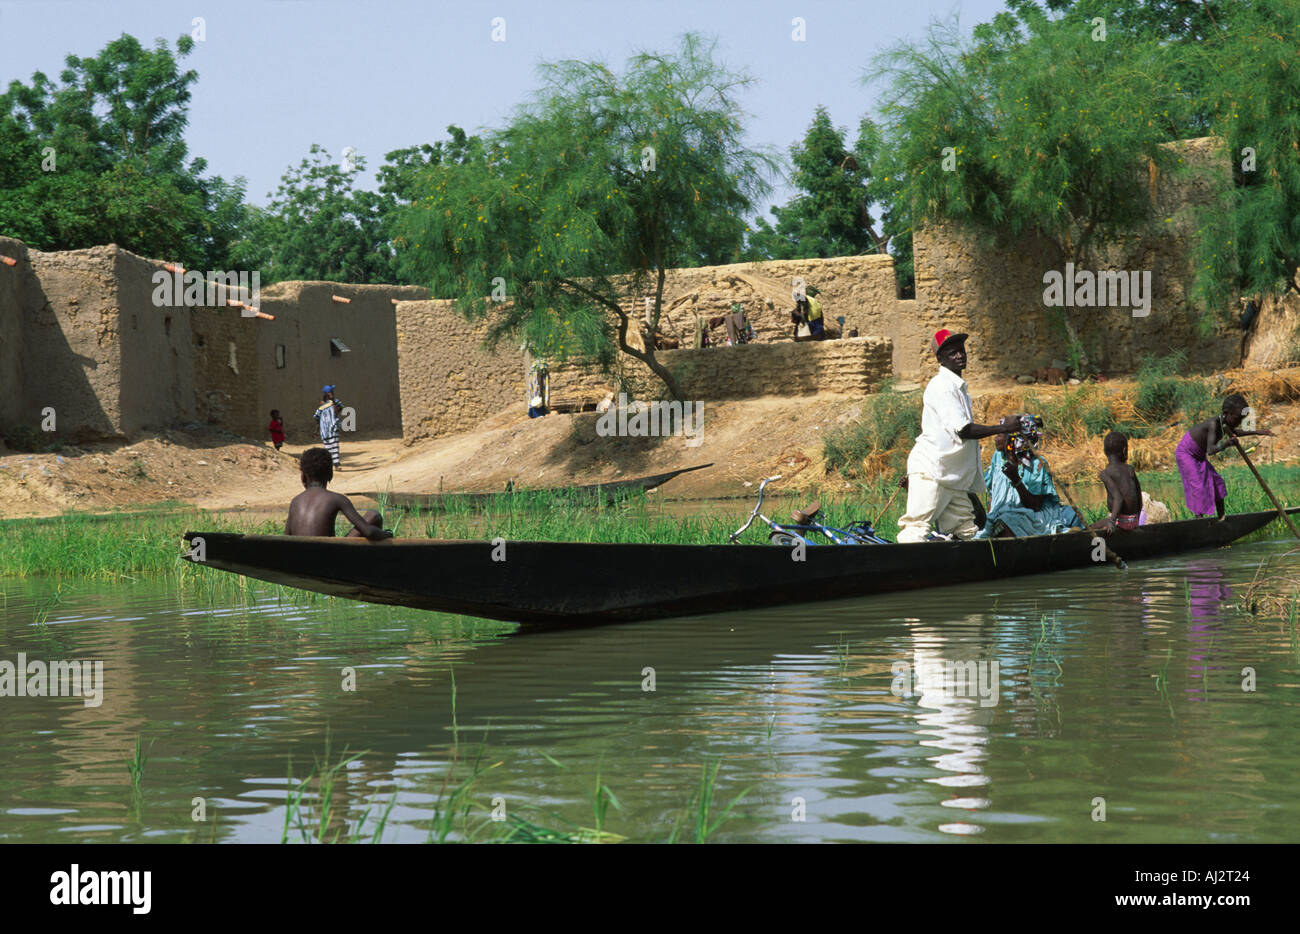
(1, 539, 1298, 843)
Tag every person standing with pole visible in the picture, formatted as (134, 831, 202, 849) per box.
(896, 330, 1017, 543)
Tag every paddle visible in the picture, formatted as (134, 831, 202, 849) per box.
(1041, 458, 1127, 570)
(870, 477, 907, 531)
(1229, 436, 1300, 540)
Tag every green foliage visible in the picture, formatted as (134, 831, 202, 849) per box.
(1188, 0, 1300, 308)
(1131, 352, 1215, 426)
(822, 384, 922, 477)
(244, 145, 399, 284)
(394, 33, 776, 398)
(744, 108, 884, 261)
(873, 15, 1182, 253)
(1024, 384, 1117, 444)
(866, 4, 1300, 363)
(869, 0, 1300, 330)
(1011, 0, 1248, 45)
(0, 33, 250, 268)
(378, 127, 483, 206)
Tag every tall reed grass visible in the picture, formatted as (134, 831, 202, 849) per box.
(2, 459, 1296, 585)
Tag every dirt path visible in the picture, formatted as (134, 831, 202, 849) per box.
(0, 397, 866, 519)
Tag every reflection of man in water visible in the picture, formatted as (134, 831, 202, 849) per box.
(905, 624, 998, 792)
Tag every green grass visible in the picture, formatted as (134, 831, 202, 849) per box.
(126, 734, 150, 791)
(2, 460, 1298, 585)
(671, 759, 751, 844)
(1129, 352, 1219, 434)
(823, 381, 923, 478)
(0, 506, 279, 580)
(1024, 384, 1118, 445)
(282, 740, 372, 844)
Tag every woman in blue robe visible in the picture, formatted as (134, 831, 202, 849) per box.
(976, 424, 1084, 538)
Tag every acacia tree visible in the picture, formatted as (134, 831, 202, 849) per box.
(396, 34, 775, 400)
(1189, 0, 1300, 305)
(870, 13, 1188, 370)
(1000, 0, 1247, 44)
(746, 107, 885, 260)
(378, 126, 484, 282)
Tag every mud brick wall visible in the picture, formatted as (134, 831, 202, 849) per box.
(395, 299, 527, 442)
(0, 237, 33, 433)
(20, 245, 129, 441)
(666, 336, 894, 399)
(912, 137, 1240, 380)
(258, 282, 426, 443)
(551, 336, 893, 401)
(115, 249, 197, 434)
(10, 243, 201, 441)
(592, 253, 914, 374)
(192, 307, 261, 435)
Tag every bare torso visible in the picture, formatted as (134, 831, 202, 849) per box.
(286, 485, 387, 538)
(1099, 461, 1142, 517)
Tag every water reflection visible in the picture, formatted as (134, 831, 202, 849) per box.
(2, 539, 1299, 843)
(1185, 561, 1230, 702)
(904, 619, 996, 835)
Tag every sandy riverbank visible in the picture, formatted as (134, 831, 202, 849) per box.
(3, 368, 1299, 520)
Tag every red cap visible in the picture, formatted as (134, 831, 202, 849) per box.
(932, 329, 969, 355)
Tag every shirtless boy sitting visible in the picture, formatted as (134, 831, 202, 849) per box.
(1092, 431, 1143, 533)
(285, 447, 391, 539)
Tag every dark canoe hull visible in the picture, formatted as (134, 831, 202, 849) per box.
(349, 463, 713, 511)
(183, 508, 1296, 627)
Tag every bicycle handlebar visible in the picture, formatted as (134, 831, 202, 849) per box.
(729, 475, 783, 543)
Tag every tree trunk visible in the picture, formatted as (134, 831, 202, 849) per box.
(614, 314, 686, 401)
(1057, 239, 1092, 374)
(1059, 311, 1090, 375)
(556, 271, 687, 400)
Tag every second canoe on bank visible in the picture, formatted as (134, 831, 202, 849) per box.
(349, 463, 713, 511)
(182, 508, 1298, 627)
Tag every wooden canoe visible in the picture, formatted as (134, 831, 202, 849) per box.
(182, 508, 1298, 627)
(349, 463, 713, 511)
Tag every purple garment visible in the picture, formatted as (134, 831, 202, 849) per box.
(1176, 431, 1227, 516)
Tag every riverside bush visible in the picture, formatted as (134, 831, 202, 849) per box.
(823, 382, 922, 478)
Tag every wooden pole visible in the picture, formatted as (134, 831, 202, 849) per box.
(870, 479, 906, 531)
(1231, 436, 1300, 540)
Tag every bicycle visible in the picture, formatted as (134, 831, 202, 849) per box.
(728, 475, 892, 546)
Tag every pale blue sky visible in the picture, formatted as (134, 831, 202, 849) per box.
(1, 0, 1009, 217)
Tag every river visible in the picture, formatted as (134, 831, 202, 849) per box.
(1, 539, 1298, 843)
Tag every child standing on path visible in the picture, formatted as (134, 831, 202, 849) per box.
(1176, 393, 1273, 518)
(268, 409, 285, 450)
